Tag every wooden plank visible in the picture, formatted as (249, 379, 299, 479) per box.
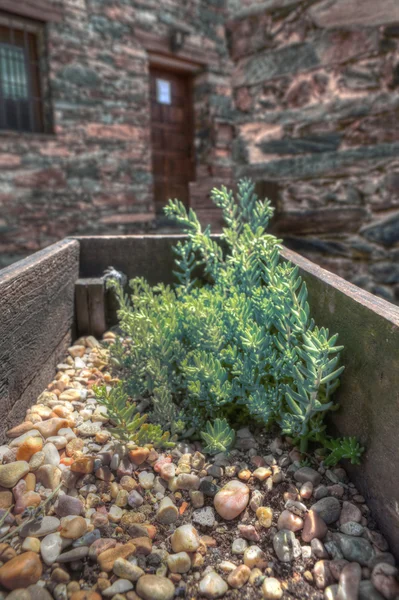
(281, 246, 399, 559)
(0, 239, 79, 442)
(75, 278, 106, 339)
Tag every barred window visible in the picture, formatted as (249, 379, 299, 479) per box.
(0, 12, 49, 133)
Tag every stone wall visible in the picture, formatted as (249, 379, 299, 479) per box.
(0, 0, 233, 267)
(227, 0, 399, 303)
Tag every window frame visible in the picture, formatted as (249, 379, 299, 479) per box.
(0, 11, 50, 134)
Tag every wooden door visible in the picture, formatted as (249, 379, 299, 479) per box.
(150, 68, 195, 214)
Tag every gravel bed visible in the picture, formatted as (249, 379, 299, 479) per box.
(0, 334, 396, 600)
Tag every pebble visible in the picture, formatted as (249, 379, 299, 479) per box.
(262, 577, 283, 599)
(60, 516, 88, 540)
(257, 506, 273, 528)
(41, 533, 70, 565)
(129, 447, 150, 465)
(156, 497, 178, 524)
(277, 509, 303, 532)
(336, 562, 361, 600)
(136, 575, 175, 600)
(113, 558, 144, 581)
(0, 552, 42, 590)
(371, 562, 399, 599)
(294, 467, 322, 486)
(244, 545, 267, 569)
(190, 490, 205, 508)
(16, 437, 43, 461)
(214, 480, 250, 520)
(311, 497, 342, 524)
(314, 560, 335, 590)
(339, 501, 362, 525)
(138, 471, 155, 489)
(0, 461, 30, 488)
(238, 524, 260, 541)
(102, 579, 133, 597)
(231, 538, 248, 554)
(198, 571, 228, 599)
(176, 473, 200, 490)
(55, 495, 84, 518)
(35, 464, 62, 490)
(167, 551, 192, 573)
(21, 537, 41, 553)
(273, 530, 302, 562)
(300, 481, 313, 499)
(359, 581, 386, 600)
(97, 543, 136, 572)
(227, 564, 251, 588)
(57, 547, 89, 563)
(334, 533, 374, 566)
(21, 516, 61, 538)
(192, 506, 216, 527)
(43, 442, 61, 466)
(302, 510, 328, 542)
(339, 521, 364, 536)
(171, 524, 200, 553)
(199, 480, 220, 497)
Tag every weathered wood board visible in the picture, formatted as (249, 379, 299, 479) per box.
(0, 239, 79, 442)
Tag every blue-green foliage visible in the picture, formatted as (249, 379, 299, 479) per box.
(108, 179, 363, 464)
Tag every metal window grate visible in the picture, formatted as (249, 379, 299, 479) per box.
(0, 13, 47, 133)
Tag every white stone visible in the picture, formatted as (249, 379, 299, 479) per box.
(199, 571, 228, 599)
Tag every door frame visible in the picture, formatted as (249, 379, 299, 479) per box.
(149, 65, 196, 212)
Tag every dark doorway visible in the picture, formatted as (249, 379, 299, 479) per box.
(150, 67, 195, 214)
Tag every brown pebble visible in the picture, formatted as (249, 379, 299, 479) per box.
(131, 537, 152, 555)
(0, 551, 42, 590)
(97, 543, 136, 572)
(70, 592, 102, 600)
(129, 447, 150, 466)
(227, 565, 251, 589)
(302, 510, 328, 542)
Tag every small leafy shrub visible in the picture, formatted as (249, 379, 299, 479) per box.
(94, 383, 176, 448)
(107, 179, 363, 465)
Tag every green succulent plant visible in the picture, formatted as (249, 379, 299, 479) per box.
(201, 418, 235, 455)
(94, 383, 176, 448)
(106, 178, 363, 465)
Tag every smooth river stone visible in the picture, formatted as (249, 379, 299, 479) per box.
(43, 443, 60, 466)
(34, 419, 69, 439)
(35, 464, 62, 490)
(57, 546, 89, 563)
(9, 431, 42, 448)
(198, 572, 228, 599)
(55, 494, 84, 518)
(21, 516, 61, 538)
(214, 480, 250, 520)
(16, 437, 43, 462)
(102, 579, 133, 597)
(136, 575, 176, 600)
(0, 551, 42, 590)
(0, 461, 30, 488)
(171, 524, 200, 553)
(60, 516, 88, 540)
(41, 533, 71, 566)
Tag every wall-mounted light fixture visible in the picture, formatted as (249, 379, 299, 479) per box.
(170, 28, 189, 52)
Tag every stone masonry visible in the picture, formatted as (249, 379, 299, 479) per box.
(0, 0, 399, 303)
(0, 0, 234, 266)
(227, 0, 399, 303)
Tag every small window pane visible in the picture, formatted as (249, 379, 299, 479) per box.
(0, 44, 29, 99)
(156, 79, 171, 105)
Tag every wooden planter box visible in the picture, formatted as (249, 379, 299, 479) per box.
(1, 235, 399, 558)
